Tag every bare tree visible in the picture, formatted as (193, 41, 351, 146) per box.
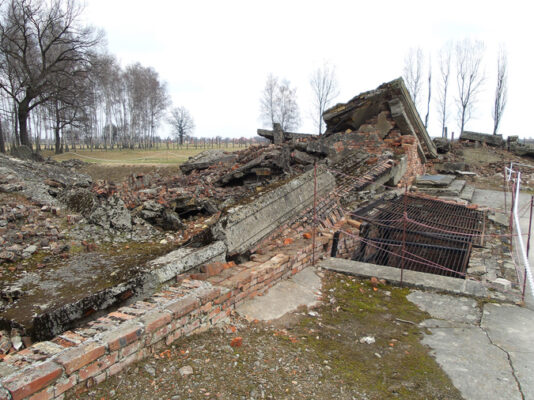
(0, 0, 101, 148)
(168, 106, 194, 145)
(492, 46, 508, 135)
(455, 39, 485, 135)
(0, 117, 5, 153)
(436, 43, 452, 138)
(424, 56, 432, 129)
(260, 74, 300, 131)
(403, 48, 424, 111)
(310, 63, 339, 134)
(260, 74, 278, 128)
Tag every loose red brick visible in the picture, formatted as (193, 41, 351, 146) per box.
(54, 375, 78, 396)
(164, 295, 199, 318)
(303, 232, 312, 239)
(2, 361, 63, 400)
(100, 322, 144, 352)
(230, 337, 243, 348)
(54, 341, 106, 375)
(189, 273, 208, 281)
(200, 262, 224, 276)
(78, 352, 118, 381)
(140, 310, 172, 333)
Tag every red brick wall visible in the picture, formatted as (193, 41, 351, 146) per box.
(0, 211, 358, 400)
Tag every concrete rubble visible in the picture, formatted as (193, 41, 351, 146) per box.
(0, 77, 444, 371)
(1, 74, 534, 399)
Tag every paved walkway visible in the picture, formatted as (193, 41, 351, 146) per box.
(472, 188, 534, 309)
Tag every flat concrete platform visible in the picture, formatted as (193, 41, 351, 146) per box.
(319, 258, 520, 303)
(236, 267, 322, 321)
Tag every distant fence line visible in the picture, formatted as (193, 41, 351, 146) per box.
(2, 137, 267, 153)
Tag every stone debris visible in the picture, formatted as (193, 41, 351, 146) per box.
(359, 336, 376, 344)
(179, 365, 194, 377)
(460, 131, 504, 147)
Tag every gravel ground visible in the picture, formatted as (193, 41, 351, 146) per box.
(71, 272, 462, 400)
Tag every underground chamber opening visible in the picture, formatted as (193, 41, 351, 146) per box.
(350, 194, 486, 279)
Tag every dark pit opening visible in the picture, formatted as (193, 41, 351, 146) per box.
(351, 194, 486, 278)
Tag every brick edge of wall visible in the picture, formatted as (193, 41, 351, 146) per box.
(0, 218, 357, 400)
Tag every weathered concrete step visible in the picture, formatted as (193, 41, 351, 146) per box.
(319, 258, 520, 303)
(414, 179, 466, 197)
(459, 184, 475, 202)
(415, 174, 456, 188)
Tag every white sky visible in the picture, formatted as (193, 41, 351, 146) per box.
(83, 0, 532, 139)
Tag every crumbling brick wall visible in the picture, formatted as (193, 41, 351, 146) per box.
(326, 111, 424, 186)
(0, 203, 358, 400)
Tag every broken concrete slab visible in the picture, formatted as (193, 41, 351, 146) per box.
(319, 258, 520, 302)
(460, 131, 504, 147)
(147, 241, 227, 284)
(415, 174, 456, 188)
(480, 295, 534, 399)
(411, 292, 532, 400)
(460, 185, 475, 202)
(213, 167, 336, 256)
(422, 325, 522, 400)
(257, 128, 314, 144)
(406, 290, 481, 325)
(236, 267, 321, 321)
(414, 179, 466, 197)
(323, 78, 437, 159)
(180, 150, 238, 174)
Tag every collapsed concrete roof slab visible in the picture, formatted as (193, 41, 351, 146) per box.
(460, 131, 504, 147)
(212, 167, 336, 256)
(257, 129, 315, 143)
(323, 78, 438, 159)
(180, 150, 238, 174)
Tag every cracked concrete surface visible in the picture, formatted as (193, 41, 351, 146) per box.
(408, 290, 533, 400)
(236, 267, 323, 321)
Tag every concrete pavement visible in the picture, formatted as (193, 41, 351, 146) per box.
(472, 188, 534, 309)
(408, 290, 534, 400)
(236, 267, 322, 321)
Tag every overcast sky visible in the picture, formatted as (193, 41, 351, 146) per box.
(83, 0, 531, 139)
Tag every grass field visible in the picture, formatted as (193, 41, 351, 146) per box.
(38, 144, 250, 182)
(40, 147, 225, 165)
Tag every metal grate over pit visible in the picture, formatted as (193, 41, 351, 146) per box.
(351, 194, 486, 278)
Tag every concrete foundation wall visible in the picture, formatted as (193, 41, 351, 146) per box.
(213, 167, 336, 256)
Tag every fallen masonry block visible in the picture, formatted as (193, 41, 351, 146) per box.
(147, 241, 227, 285)
(212, 167, 336, 256)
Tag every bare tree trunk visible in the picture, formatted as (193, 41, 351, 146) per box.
(424, 59, 432, 129)
(0, 118, 5, 153)
(17, 102, 31, 147)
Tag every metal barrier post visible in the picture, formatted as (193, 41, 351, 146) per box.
(312, 162, 318, 266)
